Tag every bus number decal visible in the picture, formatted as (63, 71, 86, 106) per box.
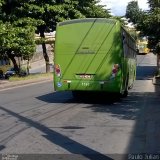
(82, 82, 90, 87)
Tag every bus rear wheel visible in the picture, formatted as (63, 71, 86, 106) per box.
(121, 89, 128, 98)
(72, 91, 82, 99)
(121, 76, 129, 98)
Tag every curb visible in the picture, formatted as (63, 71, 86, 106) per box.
(0, 77, 52, 91)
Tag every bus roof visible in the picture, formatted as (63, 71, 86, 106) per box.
(58, 18, 118, 27)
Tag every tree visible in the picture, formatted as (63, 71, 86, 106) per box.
(76, 0, 111, 18)
(135, 0, 160, 47)
(12, 0, 110, 72)
(148, 0, 160, 11)
(125, 0, 141, 24)
(0, 21, 36, 72)
(0, 0, 36, 73)
(0, 0, 4, 7)
(6, 0, 84, 72)
(125, 0, 159, 47)
(132, 0, 160, 70)
(0, 0, 111, 73)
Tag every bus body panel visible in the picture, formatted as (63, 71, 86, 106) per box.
(54, 18, 136, 94)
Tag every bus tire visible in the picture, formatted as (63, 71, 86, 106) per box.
(72, 91, 81, 99)
(129, 70, 136, 89)
(121, 75, 129, 98)
(122, 89, 128, 98)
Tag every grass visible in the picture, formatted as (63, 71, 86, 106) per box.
(9, 72, 53, 82)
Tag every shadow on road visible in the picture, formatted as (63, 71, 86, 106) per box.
(36, 91, 122, 105)
(136, 66, 157, 80)
(0, 145, 5, 151)
(36, 91, 160, 153)
(37, 64, 160, 153)
(83, 93, 143, 120)
(0, 105, 113, 160)
(1, 60, 160, 155)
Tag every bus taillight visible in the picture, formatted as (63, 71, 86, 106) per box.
(55, 64, 61, 77)
(111, 64, 119, 78)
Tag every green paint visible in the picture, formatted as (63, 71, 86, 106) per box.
(54, 18, 137, 94)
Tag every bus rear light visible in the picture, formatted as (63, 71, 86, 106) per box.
(111, 64, 120, 78)
(55, 64, 61, 77)
(63, 80, 71, 83)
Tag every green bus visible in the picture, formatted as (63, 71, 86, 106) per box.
(54, 18, 137, 97)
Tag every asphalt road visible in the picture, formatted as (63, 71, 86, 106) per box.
(0, 53, 160, 160)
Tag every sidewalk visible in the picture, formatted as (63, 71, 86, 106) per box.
(23, 55, 53, 73)
(0, 55, 53, 90)
(0, 76, 52, 91)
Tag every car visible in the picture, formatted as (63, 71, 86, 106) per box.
(0, 70, 4, 79)
(4, 67, 27, 79)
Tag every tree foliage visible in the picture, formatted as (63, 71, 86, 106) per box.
(76, 0, 110, 18)
(0, 1, 36, 72)
(125, 0, 160, 49)
(0, 23, 35, 54)
(125, 0, 141, 24)
(0, 0, 111, 72)
(136, 0, 160, 48)
(148, 0, 160, 11)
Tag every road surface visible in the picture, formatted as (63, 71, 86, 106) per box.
(0, 53, 160, 160)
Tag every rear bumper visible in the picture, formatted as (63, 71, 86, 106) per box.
(54, 79, 122, 93)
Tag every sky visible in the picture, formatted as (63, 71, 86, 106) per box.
(100, 0, 149, 16)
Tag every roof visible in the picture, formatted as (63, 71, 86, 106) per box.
(58, 18, 118, 26)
